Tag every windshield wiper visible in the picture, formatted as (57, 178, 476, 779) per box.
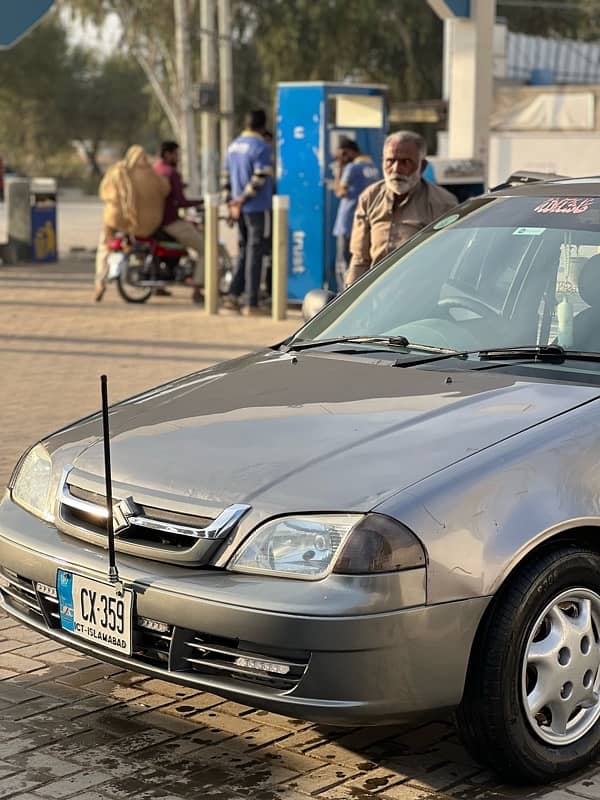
(394, 344, 600, 369)
(287, 338, 600, 366)
(393, 343, 571, 368)
(480, 345, 600, 363)
(479, 344, 567, 361)
(286, 336, 459, 354)
(287, 335, 409, 352)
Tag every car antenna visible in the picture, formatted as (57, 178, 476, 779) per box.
(100, 375, 123, 596)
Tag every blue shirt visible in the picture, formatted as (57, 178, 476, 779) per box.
(333, 156, 380, 237)
(226, 131, 273, 213)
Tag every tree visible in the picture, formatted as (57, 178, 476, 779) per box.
(0, 11, 155, 181)
(60, 0, 445, 128)
(64, 52, 152, 176)
(59, 0, 183, 136)
(235, 1, 442, 103)
(496, 0, 596, 38)
(0, 15, 75, 173)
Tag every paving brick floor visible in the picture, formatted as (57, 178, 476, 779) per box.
(0, 260, 599, 800)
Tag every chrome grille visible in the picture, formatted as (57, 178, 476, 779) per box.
(56, 467, 251, 565)
(178, 631, 309, 691)
(62, 483, 215, 549)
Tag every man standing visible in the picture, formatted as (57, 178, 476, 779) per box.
(154, 141, 204, 302)
(345, 131, 457, 287)
(332, 138, 380, 292)
(222, 109, 274, 316)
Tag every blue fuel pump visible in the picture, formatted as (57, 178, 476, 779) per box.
(276, 82, 388, 301)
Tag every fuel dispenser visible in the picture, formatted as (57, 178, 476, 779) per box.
(276, 82, 388, 301)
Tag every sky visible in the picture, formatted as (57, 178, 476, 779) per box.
(60, 8, 121, 55)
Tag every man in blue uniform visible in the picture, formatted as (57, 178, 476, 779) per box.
(222, 109, 274, 315)
(332, 139, 380, 292)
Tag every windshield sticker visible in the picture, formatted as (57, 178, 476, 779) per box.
(513, 227, 546, 236)
(433, 213, 460, 230)
(534, 198, 595, 215)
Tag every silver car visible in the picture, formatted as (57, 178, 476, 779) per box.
(4, 180, 600, 783)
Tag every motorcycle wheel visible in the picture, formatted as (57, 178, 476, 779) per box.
(117, 255, 153, 303)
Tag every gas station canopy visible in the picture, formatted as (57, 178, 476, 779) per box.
(0, 1, 54, 49)
(427, 0, 471, 19)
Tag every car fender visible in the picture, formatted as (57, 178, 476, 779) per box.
(374, 398, 600, 605)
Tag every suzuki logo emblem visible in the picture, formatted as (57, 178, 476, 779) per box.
(112, 496, 139, 534)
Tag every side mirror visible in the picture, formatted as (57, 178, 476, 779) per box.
(302, 289, 336, 322)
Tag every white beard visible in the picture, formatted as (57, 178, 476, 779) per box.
(384, 171, 420, 196)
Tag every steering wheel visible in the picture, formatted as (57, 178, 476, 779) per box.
(437, 295, 502, 322)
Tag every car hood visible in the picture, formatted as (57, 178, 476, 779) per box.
(50, 350, 600, 513)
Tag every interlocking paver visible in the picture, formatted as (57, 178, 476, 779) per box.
(134, 679, 199, 699)
(1, 259, 600, 800)
(0, 775, 46, 799)
(38, 770, 113, 798)
(380, 786, 447, 800)
(10, 641, 65, 659)
(559, 771, 600, 799)
(0, 683, 42, 703)
(279, 763, 363, 795)
(0, 763, 17, 780)
(3, 750, 79, 780)
(153, 692, 224, 716)
(0, 696, 67, 721)
(0, 653, 45, 673)
(188, 708, 261, 735)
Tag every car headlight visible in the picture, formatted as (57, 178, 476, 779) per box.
(11, 444, 54, 522)
(228, 513, 425, 580)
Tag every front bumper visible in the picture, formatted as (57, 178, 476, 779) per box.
(0, 497, 490, 725)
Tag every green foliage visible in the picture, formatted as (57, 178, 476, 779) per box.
(0, 15, 74, 173)
(0, 10, 154, 183)
(497, 1, 599, 39)
(233, 0, 443, 109)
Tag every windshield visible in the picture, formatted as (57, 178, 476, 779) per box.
(297, 194, 600, 357)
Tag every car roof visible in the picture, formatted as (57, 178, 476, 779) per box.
(492, 176, 600, 198)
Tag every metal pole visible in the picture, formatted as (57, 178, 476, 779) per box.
(272, 195, 288, 321)
(217, 0, 234, 162)
(200, 0, 218, 193)
(174, 0, 200, 195)
(204, 193, 219, 314)
(442, 19, 453, 102)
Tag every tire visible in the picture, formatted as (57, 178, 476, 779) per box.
(116, 255, 153, 304)
(456, 545, 600, 783)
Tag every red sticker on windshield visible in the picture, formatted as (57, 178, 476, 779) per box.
(534, 197, 595, 215)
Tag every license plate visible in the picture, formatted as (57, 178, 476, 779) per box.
(57, 570, 133, 656)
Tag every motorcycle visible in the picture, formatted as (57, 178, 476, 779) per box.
(106, 207, 233, 304)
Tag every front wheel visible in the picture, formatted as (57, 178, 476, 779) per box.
(116, 255, 153, 303)
(457, 546, 600, 783)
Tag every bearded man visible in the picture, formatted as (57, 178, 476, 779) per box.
(344, 131, 457, 287)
